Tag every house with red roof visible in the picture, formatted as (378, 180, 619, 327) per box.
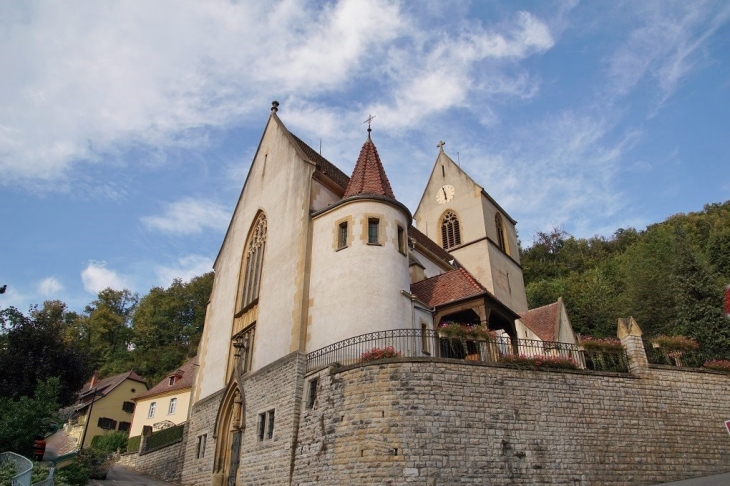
(128, 356, 197, 438)
(56, 370, 147, 451)
(180, 102, 579, 486)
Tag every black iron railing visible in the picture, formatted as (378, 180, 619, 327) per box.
(305, 329, 629, 373)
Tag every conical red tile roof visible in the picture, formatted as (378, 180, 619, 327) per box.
(343, 135, 396, 199)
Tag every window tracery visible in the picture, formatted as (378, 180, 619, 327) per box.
(240, 214, 267, 310)
(441, 211, 462, 249)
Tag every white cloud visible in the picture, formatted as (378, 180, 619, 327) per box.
(155, 255, 214, 287)
(606, 2, 730, 107)
(0, 1, 559, 189)
(0, 0, 406, 187)
(364, 11, 554, 131)
(37, 277, 64, 296)
(81, 261, 128, 294)
(141, 198, 230, 235)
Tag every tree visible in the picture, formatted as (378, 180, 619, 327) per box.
(82, 289, 138, 377)
(0, 302, 90, 405)
(672, 231, 729, 357)
(131, 272, 213, 384)
(0, 377, 60, 455)
(619, 225, 678, 337)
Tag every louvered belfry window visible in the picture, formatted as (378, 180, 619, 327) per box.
(241, 214, 267, 309)
(441, 211, 461, 249)
(495, 213, 506, 252)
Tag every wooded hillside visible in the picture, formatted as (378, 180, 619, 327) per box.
(521, 201, 730, 358)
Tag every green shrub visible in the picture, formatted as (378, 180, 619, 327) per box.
(127, 435, 141, 453)
(30, 463, 50, 484)
(54, 462, 90, 486)
(145, 424, 184, 452)
(0, 461, 17, 486)
(90, 431, 128, 454)
(76, 448, 113, 480)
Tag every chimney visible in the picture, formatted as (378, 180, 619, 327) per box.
(90, 370, 99, 388)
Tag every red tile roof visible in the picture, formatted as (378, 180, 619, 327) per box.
(77, 370, 146, 402)
(410, 268, 487, 308)
(289, 132, 350, 191)
(519, 301, 560, 341)
(343, 136, 396, 199)
(133, 356, 198, 401)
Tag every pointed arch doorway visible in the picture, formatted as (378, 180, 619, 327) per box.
(214, 381, 245, 486)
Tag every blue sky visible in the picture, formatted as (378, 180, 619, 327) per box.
(1, 0, 729, 312)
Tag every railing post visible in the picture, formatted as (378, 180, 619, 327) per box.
(617, 317, 649, 375)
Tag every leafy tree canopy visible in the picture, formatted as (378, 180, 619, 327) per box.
(522, 201, 730, 358)
(0, 301, 90, 405)
(0, 377, 60, 455)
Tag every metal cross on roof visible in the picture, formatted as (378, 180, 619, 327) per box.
(364, 114, 376, 132)
(437, 140, 445, 151)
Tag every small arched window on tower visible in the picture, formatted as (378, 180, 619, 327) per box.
(441, 211, 462, 250)
(240, 213, 267, 310)
(495, 213, 509, 255)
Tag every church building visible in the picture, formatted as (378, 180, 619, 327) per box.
(180, 102, 577, 486)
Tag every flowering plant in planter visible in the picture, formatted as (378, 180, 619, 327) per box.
(703, 359, 730, 372)
(580, 337, 624, 354)
(465, 326, 495, 341)
(437, 322, 467, 339)
(438, 322, 494, 341)
(650, 335, 699, 352)
(361, 346, 402, 362)
(499, 354, 579, 370)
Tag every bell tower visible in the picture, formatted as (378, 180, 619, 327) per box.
(414, 143, 528, 314)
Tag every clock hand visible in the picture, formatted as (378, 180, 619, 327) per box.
(442, 188, 447, 199)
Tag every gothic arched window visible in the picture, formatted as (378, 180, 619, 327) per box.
(495, 213, 508, 254)
(240, 213, 267, 310)
(441, 211, 462, 250)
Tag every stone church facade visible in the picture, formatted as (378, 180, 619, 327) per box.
(178, 103, 730, 486)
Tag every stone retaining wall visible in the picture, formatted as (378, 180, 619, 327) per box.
(116, 437, 185, 482)
(291, 359, 730, 485)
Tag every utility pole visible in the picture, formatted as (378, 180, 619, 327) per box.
(79, 388, 100, 449)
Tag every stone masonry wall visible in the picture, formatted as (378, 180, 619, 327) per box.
(292, 359, 730, 485)
(180, 352, 307, 486)
(181, 388, 224, 486)
(236, 352, 306, 485)
(136, 439, 185, 482)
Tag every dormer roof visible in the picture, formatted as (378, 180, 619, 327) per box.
(343, 135, 396, 200)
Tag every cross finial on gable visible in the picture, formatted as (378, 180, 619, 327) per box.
(364, 114, 376, 134)
(437, 140, 445, 152)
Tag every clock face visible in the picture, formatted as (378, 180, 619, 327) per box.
(436, 185, 455, 204)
